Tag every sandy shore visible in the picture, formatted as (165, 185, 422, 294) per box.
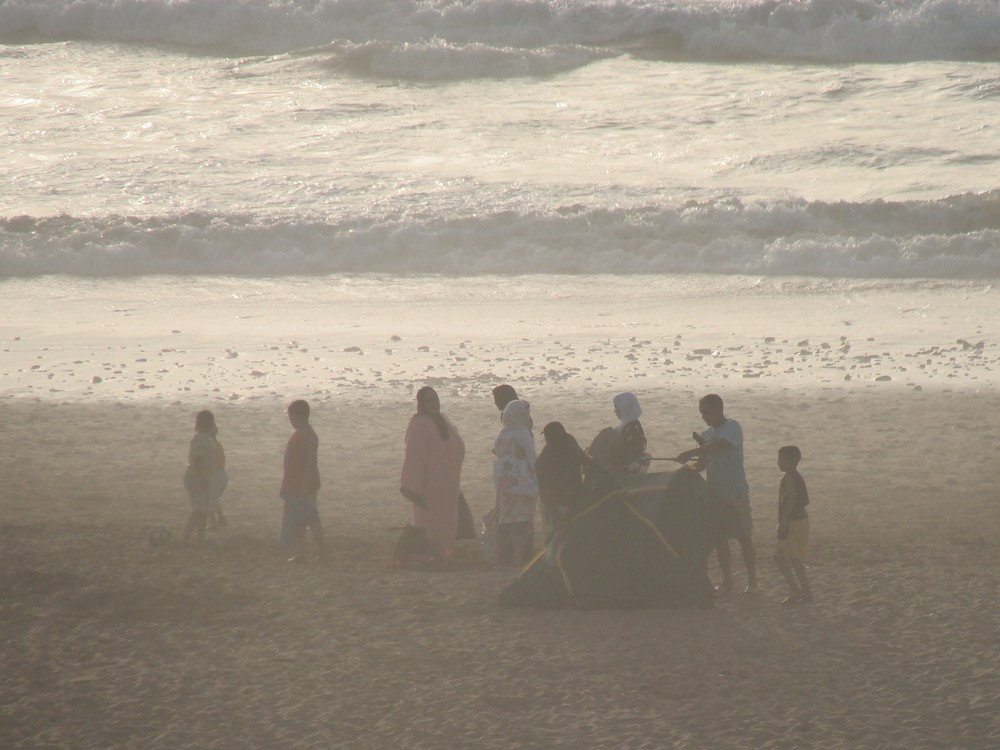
(2, 276, 999, 748)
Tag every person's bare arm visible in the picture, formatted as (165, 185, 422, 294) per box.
(777, 474, 798, 538)
(676, 437, 733, 464)
(400, 487, 426, 508)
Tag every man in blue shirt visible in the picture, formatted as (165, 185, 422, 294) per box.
(677, 394, 759, 594)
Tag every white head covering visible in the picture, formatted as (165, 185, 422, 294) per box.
(613, 392, 642, 432)
(496, 399, 537, 473)
(501, 399, 532, 431)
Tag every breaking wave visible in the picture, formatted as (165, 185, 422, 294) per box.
(4, 191, 1000, 279)
(1, 0, 998, 71)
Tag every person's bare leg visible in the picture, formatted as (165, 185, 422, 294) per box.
(184, 511, 207, 546)
(287, 526, 308, 562)
(738, 534, 758, 592)
(182, 513, 198, 545)
(715, 541, 735, 591)
(775, 555, 801, 600)
(310, 520, 326, 561)
(791, 561, 812, 600)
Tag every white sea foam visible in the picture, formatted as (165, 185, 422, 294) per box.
(1, 0, 998, 66)
(310, 40, 614, 81)
(5, 3, 998, 285)
(3, 192, 999, 279)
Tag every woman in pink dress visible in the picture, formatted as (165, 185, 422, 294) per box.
(400, 387, 466, 560)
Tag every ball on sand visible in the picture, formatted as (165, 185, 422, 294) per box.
(148, 524, 173, 547)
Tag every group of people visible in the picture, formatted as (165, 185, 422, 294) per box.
(673, 393, 811, 603)
(396, 385, 812, 604)
(182, 400, 325, 561)
(182, 386, 813, 604)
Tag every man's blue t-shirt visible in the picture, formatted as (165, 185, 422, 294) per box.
(701, 418, 749, 501)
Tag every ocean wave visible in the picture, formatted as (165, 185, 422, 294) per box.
(308, 39, 614, 81)
(3, 192, 1000, 279)
(624, 0, 1000, 64)
(1, 0, 998, 66)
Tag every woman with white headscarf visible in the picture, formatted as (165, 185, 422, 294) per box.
(610, 392, 650, 473)
(492, 399, 538, 565)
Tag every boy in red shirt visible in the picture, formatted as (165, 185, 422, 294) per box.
(280, 400, 326, 562)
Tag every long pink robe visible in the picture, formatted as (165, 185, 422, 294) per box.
(400, 414, 465, 558)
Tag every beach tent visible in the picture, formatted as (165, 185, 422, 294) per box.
(498, 467, 735, 608)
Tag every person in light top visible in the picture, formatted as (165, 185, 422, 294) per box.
(676, 394, 759, 594)
(492, 399, 538, 565)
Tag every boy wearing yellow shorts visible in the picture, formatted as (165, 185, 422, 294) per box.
(775, 445, 813, 605)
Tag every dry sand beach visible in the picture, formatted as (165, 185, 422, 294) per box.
(2, 276, 999, 748)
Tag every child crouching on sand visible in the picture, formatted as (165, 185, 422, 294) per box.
(775, 445, 813, 605)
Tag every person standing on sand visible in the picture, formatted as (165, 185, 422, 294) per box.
(676, 394, 759, 594)
(182, 410, 216, 546)
(207, 421, 227, 529)
(774, 445, 813, 605)
(536, 421, 587, 540)
(280, 400, 325, 563)
(400, 387, 466, 561)
(492, 384, 519, 415)
(493, 399, 539, 565)
(481, 384, 522, 561)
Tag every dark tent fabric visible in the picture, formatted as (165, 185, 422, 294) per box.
(498, 467, 736, 609)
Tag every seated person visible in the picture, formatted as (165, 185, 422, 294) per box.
(608, 392, 650, 473)
(586, 426, 622, 472)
